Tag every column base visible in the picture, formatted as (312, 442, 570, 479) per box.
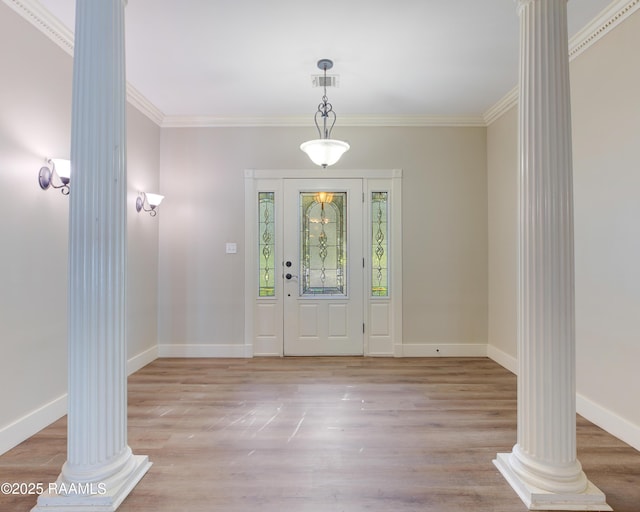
(31, 455, 151, 512)
(494, 453, 611, 511)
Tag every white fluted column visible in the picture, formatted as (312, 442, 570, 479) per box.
(33, 1, 150, 510)
(493, 2, 608, 510)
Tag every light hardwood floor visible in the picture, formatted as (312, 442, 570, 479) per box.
(1, 357, 639, 511)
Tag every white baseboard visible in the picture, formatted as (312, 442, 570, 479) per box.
(0, 346, 160, 457)
(487, 344, 518, 374)
(394, 342, 488, 358)
(158, 343, 253, 358)
(0, 394, 67, 456)
(487, 344, 640, 453)
(577, 393, 640, 452)
(127, 344, 159, 375)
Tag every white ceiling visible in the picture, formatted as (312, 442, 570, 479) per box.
(36, 0, 613, 123)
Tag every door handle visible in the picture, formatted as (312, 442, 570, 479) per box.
(284, 261, 297, 279)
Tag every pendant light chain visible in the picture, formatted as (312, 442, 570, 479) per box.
(315, 60, 336, 140)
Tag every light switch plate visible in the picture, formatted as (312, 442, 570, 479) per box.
(225, 242, 237, 254)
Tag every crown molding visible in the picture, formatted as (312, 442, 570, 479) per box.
(161, 115, 486, 129)
(162, 116, 311, 128)
(3, 0, 165, 126)
(126, 84, 165, 125)
(484, 0, 640, 126)
(483, 87, 518, 126)
(8, 0, 638, 130)
(340, 115, 486, 127)
(569, 0, 640, 59)
(2, 0, 73, 55)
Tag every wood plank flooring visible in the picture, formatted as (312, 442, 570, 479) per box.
(1, 357, 639, 511)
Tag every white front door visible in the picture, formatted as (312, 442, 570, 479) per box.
(283, 178, 364, 355)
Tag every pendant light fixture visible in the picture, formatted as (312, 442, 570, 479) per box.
(300, 59, 350, 168)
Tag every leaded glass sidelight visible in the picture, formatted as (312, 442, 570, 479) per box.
(300, 192, 347, 295)
(371, 191, 388, 296)
(258, 192, 275, 297)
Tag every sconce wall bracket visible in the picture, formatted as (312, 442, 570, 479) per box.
(136, 192, 163, 217)
(38, 158, 70, 195)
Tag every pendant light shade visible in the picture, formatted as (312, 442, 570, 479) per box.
(301, 59, 350, 168)
(300, 139, 350, 168)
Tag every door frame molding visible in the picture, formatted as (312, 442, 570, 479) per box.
(244, 168, 403, 357)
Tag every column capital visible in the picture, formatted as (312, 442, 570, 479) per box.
(515, 0, 568, 14)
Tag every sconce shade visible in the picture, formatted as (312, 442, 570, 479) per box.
(145, 193, 164, 207)
(300, 139, 350, 168)
(51, 158, 71, 181)
(136, 191, 164, 216)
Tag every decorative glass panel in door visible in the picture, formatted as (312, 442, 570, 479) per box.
(300, 192, 346, 296)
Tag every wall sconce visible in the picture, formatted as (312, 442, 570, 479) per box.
(38, 158, 71, 195)
(136, 192, 164, 217)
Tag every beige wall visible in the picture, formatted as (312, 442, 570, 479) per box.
(0, 3, 71, 433)
(571, 11, 640, 431)
(0, 3, 161, 452)
(127, 107, 162, 363)
(487, 107, 518, 364)
(158, 126, 488, 350)
(486, 11, 640, 445)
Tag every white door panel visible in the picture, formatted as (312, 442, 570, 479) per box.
(283, 178, 363, 355)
